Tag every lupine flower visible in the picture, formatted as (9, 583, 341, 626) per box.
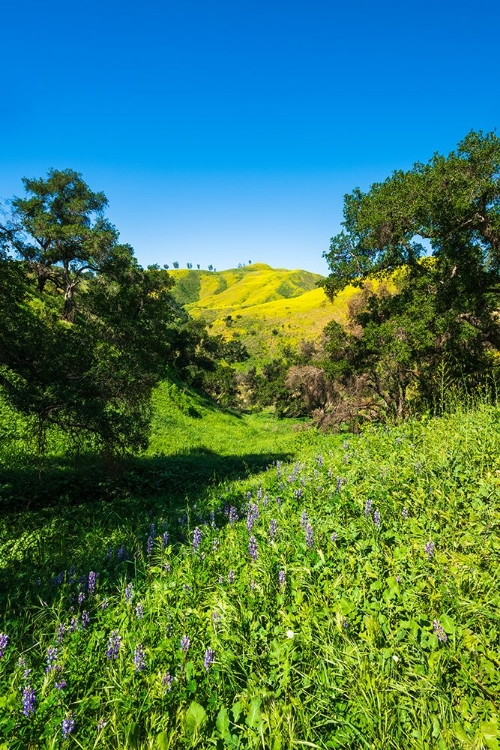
(162, 672, 174, 691)
(317, 454, 323, 466)
(330, 532, 338, 542)
(135, 603, 144, 619)
(212, 610, 220, 625)
(249, 579, 256, 591)
(276, 496, 282, 506)
(81, 611, 90, 628)
(228, 570, 235, 583)
(97, 718, 108, 731)
(77, 591, 85, 605)
(22, 685, 36, 717)
(246, 502, 259, 532)
(180, 635, 190, 654)
(342, 617, 349, 630)
(106, 631, 121, 660)
(249, 536, 258, 561)
(433, 619, 447, 642)
(402, 507, 409, 519)
(192, 527, 202, 552)
(162, 531, 169, 548)
(146, 535, 154, 556)
(124, 583, 133, 603)
(117, 545, 126, 561)
(278, 570, 285, 588)
(88, 571, 96, 595)
(134, 644, 146, 672)
(57, 623, 66, 642)
(164, 563, 171, 573)
(212, 537, 219, 552)
(68, 616, 79, 633)
(55, 680, 67, 690)
(263, 494, 269, 507)
(294, 488, 303, 500)
(373, 509, 381, 527)
(0, 633, 8, 658)
(305, 523, 314, 550)
(229, 507, 238, 525)
(46, 646, 58, 673)
(364, 499, 372, 517)
(149, 522, 155, 536)
(269, 518, 277, 539)
(301, 510, 308, 529)
(100, 598, 109, 610)
(257, 487, 263, 500)
(204, 648, 215, 671)
(425, 541, 435, 559)
(23, 669, 32, 681)
(61, 713, 75, 739)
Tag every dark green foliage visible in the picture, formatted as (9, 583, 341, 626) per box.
(323, 132, 500, 417)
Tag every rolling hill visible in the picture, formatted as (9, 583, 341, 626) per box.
(169, 263, 367, 362)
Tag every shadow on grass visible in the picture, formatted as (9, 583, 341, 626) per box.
(0, 447, 293, 614)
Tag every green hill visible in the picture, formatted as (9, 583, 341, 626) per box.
(169, 263, 368, 361)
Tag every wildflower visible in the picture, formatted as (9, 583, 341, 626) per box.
(100, 598, 109, 610)
(364, 498, 372, 517)
(77, 591, 85, 605)
(212, 610, 220, 625)
(106, 631, 121, 660)
(330, 532, 338, 542)
(276, 496, 282, 506)
(149, 522, 155, 537)
(134, 644, 146, 672)
(68, 616, 79, 633)
(373, 509, 381, 527)
(204, 648, 215, 671)
(162, 672, 174, 691)
(180, 635, 190, 655)
(342, 617, 349, 630)
(229, 507, 238, 525)
(135, 603, 144, 619)
(305, 523, 314, 550)
(249, 536, 258, 561)
(257, 486, 263, 500)
(318, 454, 323, 466)
(23, 669, 31, 681)
(117, 545, 126, 561)
(124, 583, 133, 603)
(192, 527, 202, 552)
(269, 518, 277, 539)
(228, 570, 235, 583)
(22, 685, 36, 717)
(61, 712, 75, 739)
(246, 502, 259, 532)
(286, 630, 294, 639)
(81, 610, 90, 628)
(301, 510, 308, 529)
(263, 494, 269, 507)
(55, 680, 67, 690)
(402, 507, 409, 519)
(249, 579, 256, 591)
(278, 570, 285, 588)
(425, 541, 435, 559)
(97, 718, 108, 731)
(146, 535, 154, 556)
(212, 537, 219, 552)
(164, 563, 171, 573)
(162, 531, 169, 548)
(0, 633, 8, 658)
(88, 571, 97, 595)
(433, 619, 447, 642)
(46, 646, 58, 673)
(57, 623, 66, 641)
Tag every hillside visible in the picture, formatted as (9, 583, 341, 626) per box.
(169, 263, 367, 361)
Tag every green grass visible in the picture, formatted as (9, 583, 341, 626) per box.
(0, 403, 499, 748)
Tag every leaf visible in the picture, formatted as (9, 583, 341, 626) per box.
(184, 701, 207, 737)
(125, 722, 140, 749)
(232, 701, 242, 723)
(156, 730, 169, 750)
(439, 614, 455, 634)
(246, 697, 262, 729)
(216, 706, 230, 736)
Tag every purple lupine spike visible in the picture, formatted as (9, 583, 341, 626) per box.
(249, 536, 258, 561)
(162, 672, 174, 691)
(433, 619, 447, 642)
(330, 532, 338, 542)
(305, 523, 314, 550)
(204, 648, 215, 671)
(77, 591, 85, 605)
(269, 518, 277, 539)
(22, 685, 36, 717)
(373, 509, 381, 527)
(146, 535, 154, 556)
(402, 507, 409, 519)
(135, 603, 144, 619)
(124, 583, 133, 603)
(162, 531, 169, 548)
(228, 569, 235, 583)
(425, 541, 435, 559)
(106, 631, 121, 660)
(134, 644, 146, 672)
(229, 507, 238, 525)
(81, 610, 90, 628)
(55, 680, 67, 690)
(364, 499, 372, 517)
(88, 571, 97, 595)
(301, 510, 308, 529)
(0, 633, 8, 659)
(61, 712, 75, 738)
(180, 635, 190, 654)
(192, 527, 202, 552)
(278, 570, 285, 588)
(45, 646, 58, 673)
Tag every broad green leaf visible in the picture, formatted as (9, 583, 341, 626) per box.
(216, 706, 230, 736)
(184, 701, 207, 737)
(246, 697, 262, 729)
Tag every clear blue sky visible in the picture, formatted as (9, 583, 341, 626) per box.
(1, 0, 499, 275)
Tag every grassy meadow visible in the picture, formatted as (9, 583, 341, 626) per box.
(0, 385, 499, 748)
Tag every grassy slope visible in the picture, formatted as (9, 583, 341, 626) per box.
(169, 263, 390, 362)
(0, 404, 499, 748)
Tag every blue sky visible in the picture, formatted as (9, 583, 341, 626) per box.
(1, 0, 499, 275)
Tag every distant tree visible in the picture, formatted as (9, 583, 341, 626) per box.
(187, 262, 192, 269)
(208, 265, 213, 271)
(197, 264, 200, 270)
(172, 261, 179, 269)
(164, 264, 169, 269)
(248, 260, 252, 265)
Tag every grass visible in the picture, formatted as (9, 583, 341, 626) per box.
(0, 400, 499, 748)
